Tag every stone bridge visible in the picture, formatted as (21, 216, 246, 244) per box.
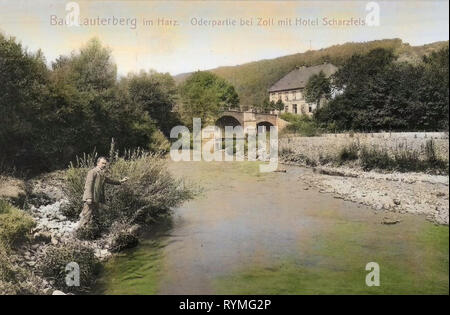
(216, 110, 288, 134)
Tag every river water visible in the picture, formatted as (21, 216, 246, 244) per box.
(95, 161, 449, 294)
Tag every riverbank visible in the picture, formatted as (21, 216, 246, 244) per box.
(0, 173, 114, 295)
(284, 163, 449, 225)
(279, 132, 449, 225)
(0, 152, 192, 295)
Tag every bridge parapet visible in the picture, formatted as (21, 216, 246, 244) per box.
(219, 110, 288, 133)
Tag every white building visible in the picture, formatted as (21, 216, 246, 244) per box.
(268, 63, 338, 116)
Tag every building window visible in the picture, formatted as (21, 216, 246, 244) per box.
(308, 105, 313, 113)
(284, 105, 289, 112)
(285, 92, 288, 101)
(293, 104, 297, 114)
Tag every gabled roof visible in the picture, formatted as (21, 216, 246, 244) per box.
(268, 63, 338, 92)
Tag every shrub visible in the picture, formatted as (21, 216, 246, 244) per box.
(337, 143, 359, 164)
(360, 147, 395, 171)
(63, 147, 194, 239)
(0, 200, 35, 248)
(107, 221, 139, 253)
(148, 129, 171, 153)
(37, 242, 98, 294)
(105, 149, 193, 226)
(358, 142, 448, 174)
(281, 114, 321, 137)
(0, 245, 44, 295)
(393, 149, 422, 172)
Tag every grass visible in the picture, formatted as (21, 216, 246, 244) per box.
(0, 199, 35, 248)
(282, 139, 449, 174)
(359, 141, 449, 174)
(213, 221, 449, 295)
(62, 145, 194, 238)
(280, 113, 322, 137)
(38, 242, 99, 294)
(336, 142, 359, 164)
(0, 200, 42, 294)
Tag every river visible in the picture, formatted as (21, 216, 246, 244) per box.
(95, 161, 449, 294)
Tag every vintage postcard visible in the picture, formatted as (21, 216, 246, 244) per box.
(0, 0, 448, 301)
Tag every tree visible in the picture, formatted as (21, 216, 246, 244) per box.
(417, 47, 449, 130)
(0, 34, 50, 172)
(125, 70, 179, 135)
(304, 71, 331, 109)
(275, 99, 285, 111)
(314, 46, 449, 132)
(178, 71, 239, 127)
(48, 39, 158, 162)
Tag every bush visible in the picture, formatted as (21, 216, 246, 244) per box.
(359, 141, 448, 174)
(105, 149, 193, 226)
(107, 221, 139, 253)
(360, 147, 395, 171)
(0, 200, 35, 248)
(63, 147, 194, 239)
(148, 129, 171, 153)
(280, 113, 321, 137)
(37, 242, 98, 294)
(337, 143, 359, 164)
(0, 241, 52, 295)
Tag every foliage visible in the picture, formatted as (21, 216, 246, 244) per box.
(124, 70, 181, 136)
(280, 113, 321, 137)
(178, 71, 239, 128)
(337, 143, 359, 164)
(0, 35, 180, 176)
(175, 39, 448, 107)
(253, 98, 284, 113)
(0, 33, 50, 174)
(314, 46, 449, 132)
(0, 200, 35, 248)
(304, 71, 331, 106)
(359, 141, 448, 174)
(37, 242, 98, 294)
(0, 245, 44, 295)
(63, 146, 194, 238)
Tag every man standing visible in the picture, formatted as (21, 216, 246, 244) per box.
(77, 156, 128, 238)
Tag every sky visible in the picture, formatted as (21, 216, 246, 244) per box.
(0, 0, 448, 75)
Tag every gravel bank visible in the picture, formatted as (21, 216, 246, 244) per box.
(286, 162, 449, 225)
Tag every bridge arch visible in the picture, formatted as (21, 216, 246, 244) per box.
(215, 115, 242, 131)
(216, 110, 288, 134)
(256, 121, 274, 131)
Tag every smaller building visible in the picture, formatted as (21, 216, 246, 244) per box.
(268, 63, 338, 116)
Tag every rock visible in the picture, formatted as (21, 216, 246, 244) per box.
(26, 261, 36, 267)
(42, 288, 52, 295)
(0, 176, 26, 200)
(127, 224, 141, 237)
(33, 231, 52, 244)
(51, 237, 59, 245)
(52, 290, 66, 295)
(393, 199, 401, 206)
(31, 244, 40, 250)
(382, 216, 401, 225)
